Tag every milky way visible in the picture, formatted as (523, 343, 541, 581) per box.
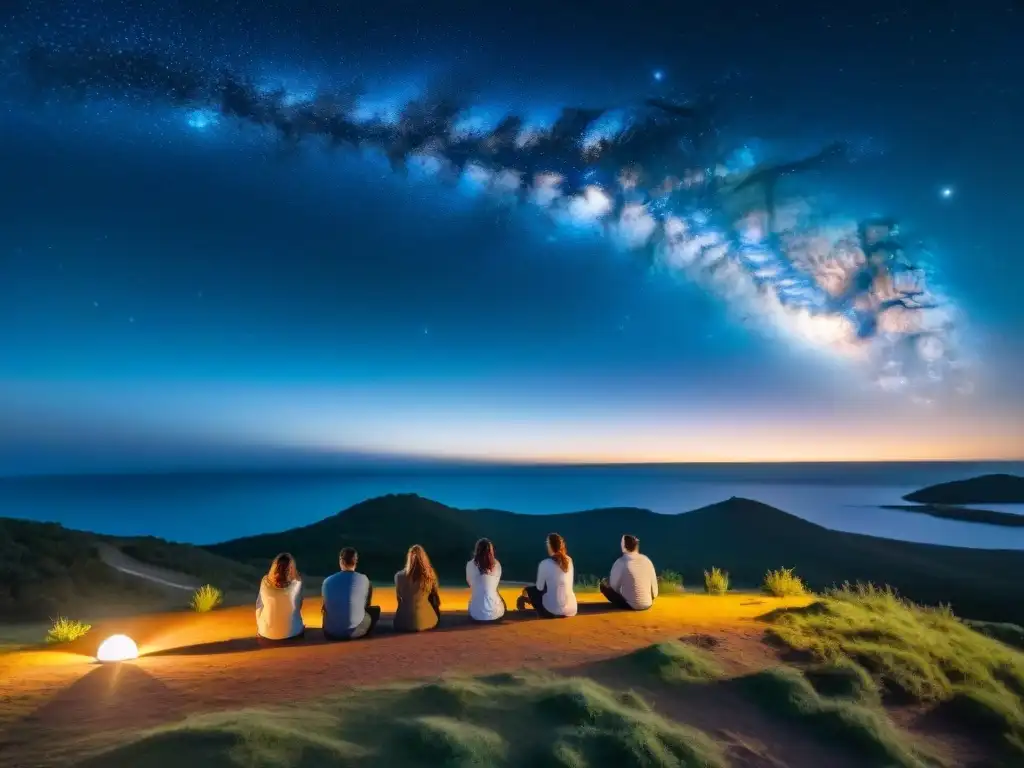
(8, 41, 969, 400)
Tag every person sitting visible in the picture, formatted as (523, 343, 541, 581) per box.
(516, 533, 578, 619)
(466, 538, 505, 622)
(256, 552, 305, 645)
(393, 544, 442, 632)
(321, 546, 381, 641)
(600, 534, 658, 611)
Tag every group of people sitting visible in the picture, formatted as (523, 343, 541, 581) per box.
(255, 532, 659, 644)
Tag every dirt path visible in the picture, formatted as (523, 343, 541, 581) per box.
(1, 592, 824, 767)
(97, 544, 200, 591)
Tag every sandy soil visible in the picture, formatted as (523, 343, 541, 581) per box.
(1, 591, 842, 767)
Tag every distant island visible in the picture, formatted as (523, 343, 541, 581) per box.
(881, 473, 1024, 527)
(7, 488, 1024, 627)
(903, 473, 1024, 504)
(882, 504, 1024, 527)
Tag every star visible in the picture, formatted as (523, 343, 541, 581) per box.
(652, 69, 665, 82)
(940, 186, 954, 199)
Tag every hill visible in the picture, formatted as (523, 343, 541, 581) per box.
(0, 517, 263, 621)
(903, 473, 1024, 504)
(207, 493, 1024, 625)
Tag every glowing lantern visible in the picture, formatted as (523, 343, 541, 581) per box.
(96, 634, 139, 663)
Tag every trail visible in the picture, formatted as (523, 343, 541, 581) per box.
(96, 544, 200, 592)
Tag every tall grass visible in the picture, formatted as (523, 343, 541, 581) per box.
(575, 573, 602, 591)
(46, 616, 92, 644)
(703, 567, 729, 595)
(763, 582, 1024, 759)
(190, 584, 223, 613)
(763, 567, 808, 597)
(657, 569, 684, 593)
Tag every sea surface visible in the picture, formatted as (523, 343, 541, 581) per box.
(1, 461, 1023, 549)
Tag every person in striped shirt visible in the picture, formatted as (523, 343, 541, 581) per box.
(599, 534, 658, 611)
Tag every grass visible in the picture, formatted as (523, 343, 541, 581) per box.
(190, 584, 223, 613)
(45, 616, 92, 644)
(75, 672, 728, 768)
(703, 568, 729, 595)
(762, 583, 1024, 758)
(625, 640, 723, 684)
(657, 569, 684, 593)
(576, 574, 602, 592)
(762, 567, 808, 597)
(740, 666, 936, 767)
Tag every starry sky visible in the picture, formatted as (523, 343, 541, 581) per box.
(1, 0, 1022, 475)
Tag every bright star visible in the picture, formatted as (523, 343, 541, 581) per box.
(653, 70, 665, 82)
(940, 186, 954, 199)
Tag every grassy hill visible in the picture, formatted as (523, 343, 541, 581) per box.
(0, 517, 262, 621)
(207, 493, 1024, 625)
(903, 473, 1024, 504)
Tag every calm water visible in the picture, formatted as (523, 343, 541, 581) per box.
(1, 462, 1022, 549)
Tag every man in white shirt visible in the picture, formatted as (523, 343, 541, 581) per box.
(600, 534, 658, 611)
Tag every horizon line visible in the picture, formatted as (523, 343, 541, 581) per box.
(2, 456, 1022, 481)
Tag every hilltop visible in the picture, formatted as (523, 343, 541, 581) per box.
(207, 492, 1024, 624)
(903, 473, 1024, 504)
(7, 489, 1024, 625)
(0, 517, 262, 621)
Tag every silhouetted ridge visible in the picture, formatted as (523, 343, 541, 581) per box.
(904, 474, 1024, 505)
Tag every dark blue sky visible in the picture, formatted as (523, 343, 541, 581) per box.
(1, 0, 1021, 474)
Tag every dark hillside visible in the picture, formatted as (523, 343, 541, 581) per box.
(207, 493, 1024, 624)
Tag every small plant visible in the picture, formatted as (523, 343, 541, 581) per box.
(575, 574, 603, 592)
(658, 569, 684, 593)
(763, 567, 808, 597)
(703, 567, 730, 595)
(190, 584, 223, 613)
(46, 616, 92, 644)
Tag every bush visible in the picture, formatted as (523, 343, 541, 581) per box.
(703, 568, 729, 595)
(190, 584, 223, 613)
(763, 567, 808, 597)
(46, 616, 92, 644)
(657, 569, 684, 593)
(576, 574, 602, 590)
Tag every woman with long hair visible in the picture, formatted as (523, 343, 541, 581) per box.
(465, 538, 505, 622)
(516, 533, 577, 619)
(393, 544, 442, 632)
(255, 552, 305, 644)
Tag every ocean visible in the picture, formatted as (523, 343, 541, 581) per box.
(1, 461, 1022, 549)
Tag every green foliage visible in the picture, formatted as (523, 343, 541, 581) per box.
(657, 569, 684, 593)
(575, 573, 602, 591)
(189, 584, 223, 613)
(762, 583, 1024, 758)
(740, 666, 933, 767)
(626, 641, 723, 684)
(703, 567, 729, 595)
(45, 616, 92, 644)
(76, 671, 727, 768)
(762, 567, 808, 597)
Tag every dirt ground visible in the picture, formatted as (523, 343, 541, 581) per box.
(1, 591, 839, 767)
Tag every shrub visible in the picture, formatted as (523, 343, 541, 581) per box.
(763, 567, 808, 597)
(703, 568, 729, 595)
(46, 616, 92, 644)
(190, 584, 223, 613)
(576, 574, 602, 590)
(657, 569, 684, 593)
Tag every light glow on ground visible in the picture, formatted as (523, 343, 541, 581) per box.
(96, 634, 139, 663)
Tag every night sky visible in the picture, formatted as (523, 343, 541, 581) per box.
(1, 0, 1022, 474)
